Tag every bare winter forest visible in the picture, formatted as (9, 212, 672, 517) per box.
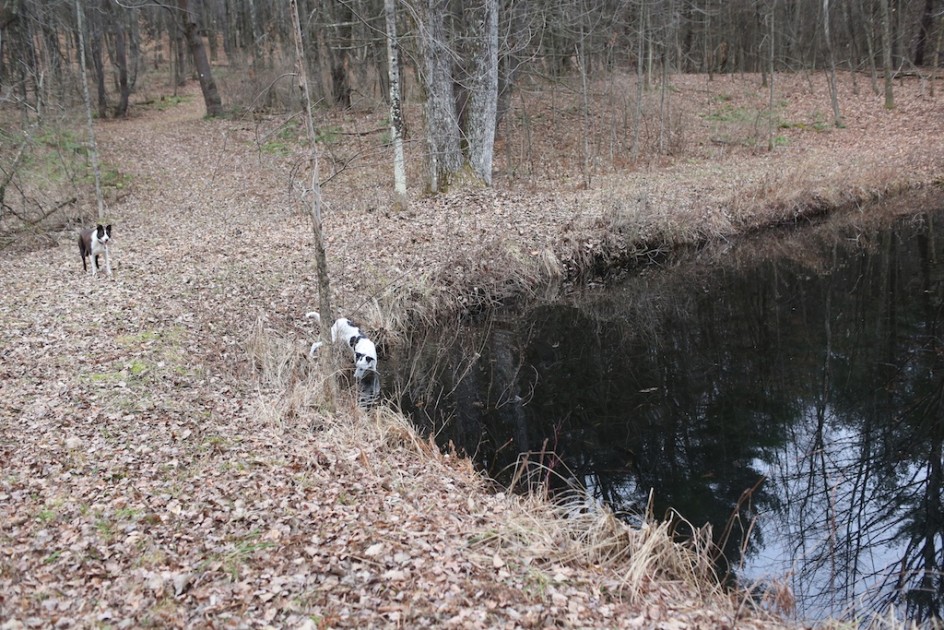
(2, 0, 944, 627)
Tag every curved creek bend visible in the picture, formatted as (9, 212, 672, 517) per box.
(390, 205, 944, 622)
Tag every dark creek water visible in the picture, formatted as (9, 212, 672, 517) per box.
(390, 208, 944, 622)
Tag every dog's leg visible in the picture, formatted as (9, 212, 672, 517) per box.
(91, 253, 99, 276)
(307, 313, 325, 356)
(103, 248, 112, 276)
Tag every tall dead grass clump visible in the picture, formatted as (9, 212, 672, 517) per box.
(244, 316, 307, 389)
(358, 296, 406, 353)
(436, 238, 548, 316)
(380, 269, 450, 331)
(558, 194, 680, 275)
(319, 403, 429, 456)
(605, 189, 725, 244)
(480, 460, 721, 606)
(244, 316, 333, 426)
(373, 236, 560, 334)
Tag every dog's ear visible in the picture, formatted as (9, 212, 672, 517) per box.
(105, 224, 112, 235)
(95, 225, 105, 237)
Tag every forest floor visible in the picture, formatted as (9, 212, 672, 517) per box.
(2, 70, 944, 628)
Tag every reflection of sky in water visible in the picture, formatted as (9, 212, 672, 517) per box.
(746, 405, 913, 620)
(394, 209, 944, 623)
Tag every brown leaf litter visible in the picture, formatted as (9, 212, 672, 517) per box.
(3, 71, 944, 628)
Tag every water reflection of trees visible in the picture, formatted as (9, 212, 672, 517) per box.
(748, 218, 944, 622)
(394, 211, 944, 622)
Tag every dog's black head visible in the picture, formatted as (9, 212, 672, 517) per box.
(96, 224, 112, 242)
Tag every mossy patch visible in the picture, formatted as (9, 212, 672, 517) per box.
(148, 94, 193, 111)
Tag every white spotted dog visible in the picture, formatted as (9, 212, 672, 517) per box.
(305, 312, 379, 380)
(78, 224, 113, 276)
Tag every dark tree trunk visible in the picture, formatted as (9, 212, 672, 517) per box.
(128, 7, 140, 92)
(177, 0, 223, 116)
(879, 0, 895, 108)
(88, 7, 108, 118)
(174, 17, 187, 87)
(41, 16, 63, 102)
(112, 17, 130, 116)
(327, 0, 353, 108)
(331, 58, 352, 108)
(496, 0, 525, 132)
(913, 0, 935, 66)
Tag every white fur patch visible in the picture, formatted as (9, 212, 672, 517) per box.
(306, 312, 379, 380)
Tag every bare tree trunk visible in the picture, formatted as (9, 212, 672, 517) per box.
(914, 0, 935, 66)
(420, 0, 462, 192)
(74, 0, 105, 221)
(822, 0, 843, 126)
(384, 0, 408, 209)
(767, 4, 775, 152)
(247, 0, 262, 63)
(658, 44, 668, 155)
(89, 8, 107, 118)
(178, 0, 223, 116)
(109, 2, 131, 117)
(879, 0, 895, 109)
(0, 25, 5, 91)
(841, 0, 859, 95)
(858, 0, 879, 95)
(467, 0, 499, 186)
(172, 13, 187, 89)
(932, 19, 943, 97)
(631, 4, 644, 162)
(578, 17, 591, 187)
(327, 0, 353, 108)
(289, 0, 337, 409)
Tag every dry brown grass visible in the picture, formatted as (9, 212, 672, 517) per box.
(495, 489, 718, 598)
(244, 315, 339, 427)
(312, 392, 762, 623)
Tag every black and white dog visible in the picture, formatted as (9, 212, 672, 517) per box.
(78, 224, 113, 276)
(305, 311, 379, 380)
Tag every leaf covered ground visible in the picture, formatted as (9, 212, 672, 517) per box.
(2, 71, 944, 628)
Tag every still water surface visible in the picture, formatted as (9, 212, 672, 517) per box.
(392, 209, 944, 622)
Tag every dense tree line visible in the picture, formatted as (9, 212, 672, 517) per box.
(0, 0, 938, 190)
